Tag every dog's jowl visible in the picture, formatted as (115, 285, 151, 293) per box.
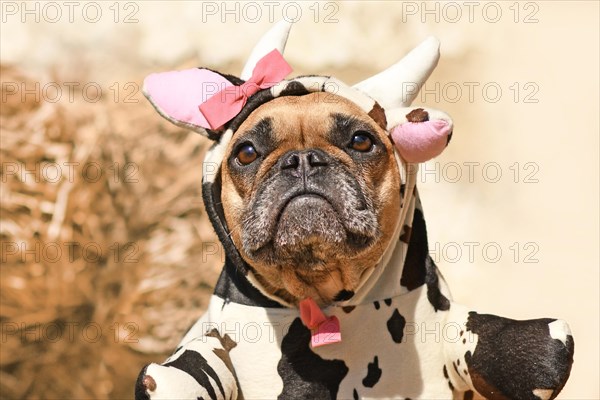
(136, 21, 574, 400)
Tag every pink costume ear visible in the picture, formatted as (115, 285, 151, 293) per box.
(143, 68, 234, 134)
(389, 108, 453, 163)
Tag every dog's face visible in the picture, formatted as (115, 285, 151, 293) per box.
(221, 93, 401, 306)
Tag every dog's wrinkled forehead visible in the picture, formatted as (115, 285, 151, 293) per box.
(229, 92, 391, 158)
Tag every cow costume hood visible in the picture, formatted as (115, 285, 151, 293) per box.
(143, 20, 453, 310)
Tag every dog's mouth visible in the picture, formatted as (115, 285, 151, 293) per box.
(276, 192, 330, 223)
(278, 193, 373, 249)
(242, 183, 379, 266)
(274, 192, 343, 247)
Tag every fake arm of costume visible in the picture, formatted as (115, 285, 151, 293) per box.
(135, 329, 242, 400)
(442, 304, 574, 400)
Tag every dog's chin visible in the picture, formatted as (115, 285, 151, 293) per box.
(248, 194, 375, 266)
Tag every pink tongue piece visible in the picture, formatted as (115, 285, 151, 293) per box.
(299, 298, 342, 347)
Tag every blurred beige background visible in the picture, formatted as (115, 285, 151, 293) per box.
(1, 1, 598, 399)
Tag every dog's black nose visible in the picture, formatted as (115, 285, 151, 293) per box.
(280, 149, 329, 177)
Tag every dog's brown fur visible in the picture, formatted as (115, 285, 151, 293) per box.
(221, 93, 401, 305)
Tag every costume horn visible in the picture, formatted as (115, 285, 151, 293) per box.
(353, 36, 440, 109)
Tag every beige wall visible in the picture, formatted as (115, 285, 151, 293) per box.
(2, 1, 598, 399)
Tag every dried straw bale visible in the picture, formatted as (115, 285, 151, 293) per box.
(0, 66, 223, 399)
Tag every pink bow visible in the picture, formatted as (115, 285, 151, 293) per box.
(198, 49, 292, 130)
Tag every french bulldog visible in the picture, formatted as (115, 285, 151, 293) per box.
(135, 21, 574, 400)
(221, 92, 402, 306)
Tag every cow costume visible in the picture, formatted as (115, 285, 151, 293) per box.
(135, 21, 574, 400)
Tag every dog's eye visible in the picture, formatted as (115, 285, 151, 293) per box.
(236, 144, 258, 165)
(350, 132, 373, 152)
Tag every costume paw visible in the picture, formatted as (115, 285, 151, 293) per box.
(134, 330, 240, 400)
(464, 313, 574, 400)
(135, 362, 218, 400)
